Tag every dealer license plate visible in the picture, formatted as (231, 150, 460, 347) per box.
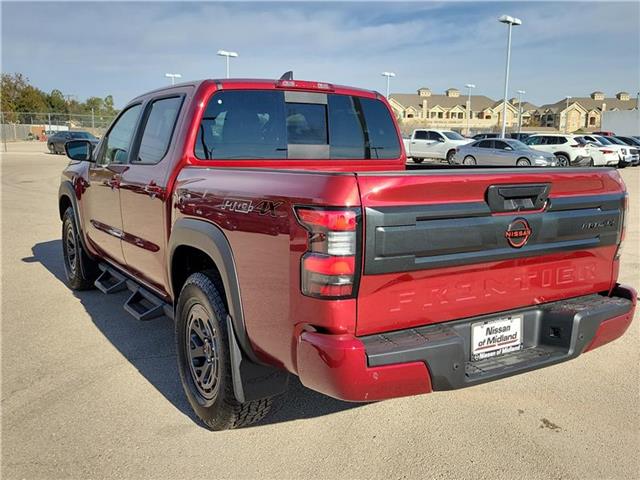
(471, 315, 523, 362)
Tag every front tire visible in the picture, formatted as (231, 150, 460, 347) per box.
(176, 271, 275, 430)
(516, 158, 531, 167)
(446, 149, 456, 164)
(463, 155, 476, 166)
(62, 207, 98, 290)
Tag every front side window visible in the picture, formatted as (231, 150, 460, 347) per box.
(195, 91, 401, 160)
(414, 130, 428, 140)
(478, 140, 493, 148)
(97, 104, 142, 165)
(443, 131, 464, 140)
(136, 96, 183, 164)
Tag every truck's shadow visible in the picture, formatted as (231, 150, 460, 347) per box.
(24, 240, 362, 429)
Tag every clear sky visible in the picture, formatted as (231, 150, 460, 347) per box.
(2, 1, 639, 108)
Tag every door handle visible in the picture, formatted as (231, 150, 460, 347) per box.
(106, 176, 120, 189)
(143, 183, 162, 199)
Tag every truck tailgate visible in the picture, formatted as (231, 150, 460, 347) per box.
(355, 168, 625, 336)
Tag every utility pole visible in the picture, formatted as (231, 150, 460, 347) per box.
(381, 72, 396, 99)
(516, 89, 525, 136)
(91, 108, 95, 129)
(1, 111, 7, 152)
(217, 50, 238, 78)
(498, 15, 522, 138)
(465, 84, 476, 136)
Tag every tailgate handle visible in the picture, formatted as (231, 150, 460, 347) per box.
(486, 183, 550, 212)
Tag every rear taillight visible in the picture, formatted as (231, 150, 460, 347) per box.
(601, 149, 614, 154)
(616, 192, 628, 260)
(295, 207, 361, 299)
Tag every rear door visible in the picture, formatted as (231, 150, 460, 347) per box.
(408, 130, 432, 158)
(119, 93, 187, 294)
(355, 170, 625, 335)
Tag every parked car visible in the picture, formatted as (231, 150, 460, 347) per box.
(472, 133, 500, 140)
(403, 129, 472, 163)
(508, 132, 532, 141)
(612, 136, 640, 166)
(58, 77, 635, 430)
(451, 138, 557, 166)
(48, 130, 98, 154)
(524, 134, 594, 167)
(580, 135, 638, 167)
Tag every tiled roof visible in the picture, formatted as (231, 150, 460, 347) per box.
(538, 97, 636, 113)
(390, 93, 498, 111)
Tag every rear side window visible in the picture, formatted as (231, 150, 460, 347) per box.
(137, 96, 183, 164)
(195, 90, 401, 160)
(477, 140, 493, 148)
(195, 90, 287, 160)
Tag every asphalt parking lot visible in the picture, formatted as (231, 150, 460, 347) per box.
(2, 141, 638, 479)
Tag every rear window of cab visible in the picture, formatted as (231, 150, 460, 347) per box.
(194, 90, 401, 160)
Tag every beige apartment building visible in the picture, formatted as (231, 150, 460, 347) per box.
(389, 87, 525, 134)
(390, 88, 638, 134)
(534, 91, 638, 132)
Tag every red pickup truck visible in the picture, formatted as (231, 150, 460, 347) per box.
(59, 77, 636, 430)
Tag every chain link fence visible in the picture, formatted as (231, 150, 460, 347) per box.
(0, 111, 116, 142)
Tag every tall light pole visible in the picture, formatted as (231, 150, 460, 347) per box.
(381, 71, 396, 98)
(217, 50, 238, 78)
(564, 95, 572, 132)
(498, 14, 522, 138)
(465, 83, 476, 136)
(516, 89, 525, 135)
(165, 73, 182, 85)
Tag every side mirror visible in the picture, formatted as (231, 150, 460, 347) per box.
(65, 140, 95, 162)
(504, 146, 513, 151)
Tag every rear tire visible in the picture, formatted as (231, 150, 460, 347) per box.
(62, 207, 98, 290)
(516, 158, 531, 167)
(555, 154, 570, 167)
(446, 149, 456, 163)
(176, 271, 276, 430)
(463, 155, 476, 166)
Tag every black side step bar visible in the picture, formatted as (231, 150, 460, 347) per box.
(95, 264, 173, 321)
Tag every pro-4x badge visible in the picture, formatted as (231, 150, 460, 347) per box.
(505, 218, 531, 248)
(217, 198, 282, 217)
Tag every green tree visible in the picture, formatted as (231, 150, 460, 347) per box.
(47, 89, 67, 113)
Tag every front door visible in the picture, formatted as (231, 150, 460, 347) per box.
(83, 104, 142, 266)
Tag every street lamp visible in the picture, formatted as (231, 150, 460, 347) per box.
(564, 95, 572, 132)
(464, 83, 476, 136)
(498, 14, 522, 138)
(217, 50, 238, 78)
(516, 89, 526, 135)
(381, 71, 396, 98)
(165, 73, 182, 85)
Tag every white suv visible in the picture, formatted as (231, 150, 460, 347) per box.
(524, 134, 594, 167)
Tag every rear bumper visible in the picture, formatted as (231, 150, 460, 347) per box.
(295, 285, 635, 401)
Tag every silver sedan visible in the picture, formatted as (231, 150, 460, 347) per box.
(451, 138, 558, 166)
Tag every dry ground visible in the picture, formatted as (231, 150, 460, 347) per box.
(2, 141, 638, 479)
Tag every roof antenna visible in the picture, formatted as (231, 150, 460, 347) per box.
(279, 71, 293, 81)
